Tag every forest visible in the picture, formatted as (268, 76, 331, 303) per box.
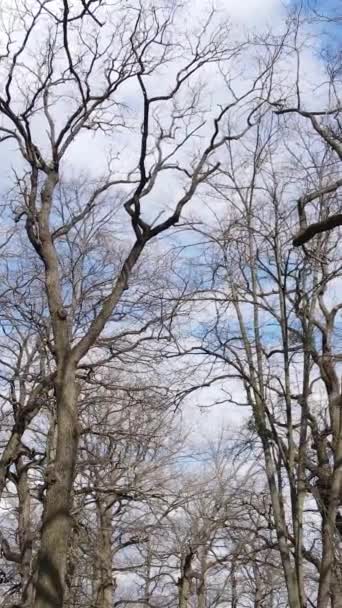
(0, 1, 341, 607)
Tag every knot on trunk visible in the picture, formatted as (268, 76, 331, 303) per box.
(58, 308, 68, 320)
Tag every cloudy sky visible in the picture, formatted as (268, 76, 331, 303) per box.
(0, 0, 337, 446)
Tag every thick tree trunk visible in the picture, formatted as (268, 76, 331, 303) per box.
(178, 576, 191, 608)
(95, 498, 114, 608)
(178, 547, 194, 608)
(197, 548, 207, 608)
(34, 363, 79, 608)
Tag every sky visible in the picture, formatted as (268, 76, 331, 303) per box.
(0, 0, 338, 445)
(0, 5, 341, 604)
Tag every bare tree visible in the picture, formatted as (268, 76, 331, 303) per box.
(0, 1, 285, 605)
(182, 106, 342, 608)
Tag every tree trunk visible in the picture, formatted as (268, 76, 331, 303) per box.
(317, 394, 342, 608)
(95, 498, 114, 608)
(231, 561, 237, 608)
(178, 547, 194, 608)
(197, 548, 207, 608)
(16, 455, 34, 607)
(331, 561, 342, 608)
(34, 363, 79, 608)
(253, 563, 262, 608)
(0, 380, 49, 499)
(234, 295, 302, 608)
